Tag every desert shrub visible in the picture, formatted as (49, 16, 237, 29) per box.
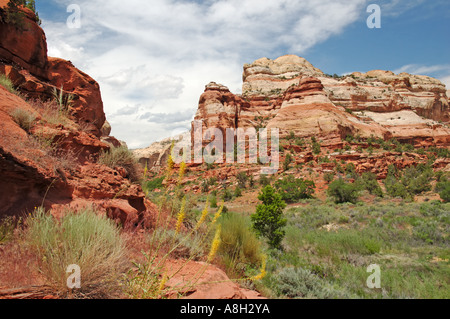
(0, 74, 17, 94)
(283, 153, 293, 171)
(345, 163, 358, 179)
(327, 178, 360, 204)
(150, 228, 204, 260)
(234, 186, 242, 198)
(259, 174, 271, 187)
(218, 213, 263, 276)
(274, 175, 315, 203)
(143, 176, 165, 192)
(401, 165, 433, 195)
(98, 145, 140, 182)
(236, 171, 248, 188)
(0, 217, 15, 245)
(323, 172, 335, 184)
(311, 137, 321, 155)
(358, 172, 383, 197)
(222, 188, 233, 202)
(249, 175, 255, 188)
(273, 267, 348, 299)
(251, 186, 287, 249)
(208, 177, 218, 186)
(208, 192, 217, 208)
(10, 108, 36, 132)
(428, 147, 450, 159)
(26, 207, 127, 298)
(413, 221, 444, 245)
(384, 164, 433, 200)
(384, 177, 410, 200)
(437, 181, 450, 203)
(201, 179, 209, 193)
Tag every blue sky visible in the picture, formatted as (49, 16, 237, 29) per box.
(35, 0, 450, 148)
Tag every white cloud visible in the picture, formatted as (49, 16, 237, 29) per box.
(41, 0, 371, 148)
(440, 76, 450, 90)
(393, 64, 450, 89)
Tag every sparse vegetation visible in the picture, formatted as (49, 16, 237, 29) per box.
(218, 212, 263, 277)
(98, 146, 140, 182)
(274, 175, 315, 203)
(0, 74, 17, 94)
(26, 206, 127, 298)
(327, 178, 360, 204)
(10, 107, 36, 132)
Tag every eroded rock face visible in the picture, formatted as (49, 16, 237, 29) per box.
(0, 4, 154, 226)
(191, 55, 449, 150)
(0, 4, 106, 136)
(0, 5, 48, 79)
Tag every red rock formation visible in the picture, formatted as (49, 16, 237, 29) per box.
(0, 2, 154, 226)
(0, 4, 48, 78)
(189, 55, 450, 151)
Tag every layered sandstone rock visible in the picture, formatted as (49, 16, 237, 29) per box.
(0, 4, 106, 136)
(0, 4, 48, 78)
(0, 3, 154, 225)
(191, 55, 449, 151)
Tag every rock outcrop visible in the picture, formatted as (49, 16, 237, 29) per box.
(0, 2, 154, 226)
(193, 55, 450, 147)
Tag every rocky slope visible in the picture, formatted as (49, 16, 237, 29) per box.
(136, 55, 449, 187)
(0, 3, 155, 226)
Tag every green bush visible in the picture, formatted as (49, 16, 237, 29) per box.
(251, 186, 287, 249)
(234, 186, 242, 198)
(283, 153, 293, 171)
(4, 1, 41, 29)
(143, 176, 164, 192)
(259, 174, 271, 187)
(327, 178, 360, 204)
(312, 139, 321, 155)
(26, 207, 127, 298)
(236, 172, 248, 188)
(10, 108, 37, 132)
(358, 172, 383, 197)
(438, 182, 450, 203)
(323, 172, 335, 184)
(210, 193, 218, 208)
(0, 217, 15, 245)
(98, 146, 140, 182)
(413, 221, 444, 244)
(384, 164, 433, 200)
(218, 213, 262, 276)
(273, 267, 349, 299)
(274, 175, 315, 203)
(0, 74, 17, 94)
(222, 188, 233, 202)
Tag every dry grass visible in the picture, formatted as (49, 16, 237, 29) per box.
(26, 206, 128, 299)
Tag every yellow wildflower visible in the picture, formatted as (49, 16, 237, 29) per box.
(177, 161, 186, 185)
(158, 273, 168, 292)
(207, 225, 221, 263)
(251, 255, 267, 281)
(211, 203, 224, 226)
(195, 200, 209, 230)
